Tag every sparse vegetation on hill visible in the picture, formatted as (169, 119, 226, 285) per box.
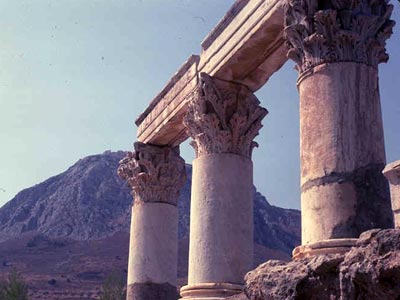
(99, 271, 126, 300)
(0, 268, 29, 300)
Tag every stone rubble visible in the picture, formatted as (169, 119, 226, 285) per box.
(244, 229, 400, 300)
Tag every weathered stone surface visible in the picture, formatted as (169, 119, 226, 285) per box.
(184, 73, 267, 158)
(119, 143, 186, 297)
(284, 0, 395, 245)
(284, 0, 395, 247)
(226, 293, 249, 300)
(245, 255, 343, 300)
(300, 163, 393, 243)
(136, 55, 200, 146)
(187, 154, 253, 286)
(182, 72, 267, 299)
(292, 238, 357, 260)
(127, 202, 178, 286)
(339, 229, 400, 300)
(118, 142, 186, 206)
(200, 0, 287, 90)
(201, 0, 251, 51)
(244, 229, 400, 300)
(296, 61, 393, 245)
(127, 282, 179, 300)
(298, 64, 386, 186)
(383, 160, 400, 227)
(181, 283, 244, 299)
(284, 0, 395, 74)
(384, 161, 400, 185)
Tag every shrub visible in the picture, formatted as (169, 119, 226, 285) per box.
(0, 268, 29, 300)
(99, 271, 126, 300)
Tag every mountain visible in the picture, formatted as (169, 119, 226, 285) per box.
(0, 151, 300, 300)
(0, 151, 300, 253)
(0, 151, 131, 241)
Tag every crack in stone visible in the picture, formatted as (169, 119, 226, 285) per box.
(301, 163, 385, 193)
(301, 163, 393, 238)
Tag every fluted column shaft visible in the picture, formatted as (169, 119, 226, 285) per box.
(180, 73, 267, 300)
(118, 142, 186, 300)
(284, 0, 395, 257)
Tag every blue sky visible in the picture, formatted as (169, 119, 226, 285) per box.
(0, 0, 399, 209)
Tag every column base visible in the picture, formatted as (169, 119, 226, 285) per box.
(127, 282, 179, 300)
(180, 283, 243, 299)
(292, 238, 357, 260)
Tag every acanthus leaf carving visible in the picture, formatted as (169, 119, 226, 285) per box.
(184, 73, 268, 158)
(117, 142, 186, 205)
(284, 0, 395, 73)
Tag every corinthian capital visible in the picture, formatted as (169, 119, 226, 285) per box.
(117, 142, 186, 205)
(184, 73, 268, 158)
(284, 0, 395, 74)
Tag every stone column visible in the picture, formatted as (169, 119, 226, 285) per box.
(118, 142, 186, 300)
(180, 73, 268, 299)
(383, 161, 400, 227)
(284, 0, 395, 258)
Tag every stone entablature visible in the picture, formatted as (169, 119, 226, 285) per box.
(136, 0, 287, 146)
(117, 142, 186, 206)
(198, 0, 286, 89)
(136, 56, 200, 146)
(200, 0, 251, 50)
(284, 0, 395, 74)
(184, 73, 268, 158)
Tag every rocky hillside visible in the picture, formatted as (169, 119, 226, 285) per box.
(0, 150, 300, 255)
(0, 151, 131, 241)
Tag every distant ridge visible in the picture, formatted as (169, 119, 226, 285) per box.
(0, 150, 300, 255)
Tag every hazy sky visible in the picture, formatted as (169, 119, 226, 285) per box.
(0, 0, 399, 209)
